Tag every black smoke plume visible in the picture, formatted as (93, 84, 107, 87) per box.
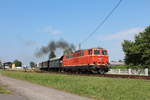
(36, 40, 75, 58)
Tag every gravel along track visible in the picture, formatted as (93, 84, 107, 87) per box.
(0, 74, 94, 100)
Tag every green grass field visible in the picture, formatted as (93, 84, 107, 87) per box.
(0, 71, 150, 100)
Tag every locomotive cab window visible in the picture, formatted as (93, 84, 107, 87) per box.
(102, 50, 107, 55)
(94, 50, 100, 55)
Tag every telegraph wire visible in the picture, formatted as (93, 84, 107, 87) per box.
(79, 0, 123, 49)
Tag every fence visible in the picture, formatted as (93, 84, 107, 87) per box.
(107, 68, 149, 76)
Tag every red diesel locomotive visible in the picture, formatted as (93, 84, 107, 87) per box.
(39, 48, 110, 74)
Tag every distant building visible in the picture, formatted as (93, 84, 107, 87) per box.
(0, 61, 17, 69)
(3, 62, 12, 69)
(12, 63, 16, 69)
(3, 62, 16, 69)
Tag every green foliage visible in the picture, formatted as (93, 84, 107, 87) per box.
(122, 26, 150, 68)
(30, 61, 36, 68)
(13, 60, 22, 67)
(1, 71, 150, 100)
(49, 51, 56, 59)
(112, 65, 144, 69)
(112, 65, 129, 69)
(0, 61, 2, 68)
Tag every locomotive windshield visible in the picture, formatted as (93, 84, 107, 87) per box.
(102, 50, 107, 55)
(94, 50, 100, 55)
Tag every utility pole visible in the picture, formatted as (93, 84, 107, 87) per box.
(79, 43, 81, 50)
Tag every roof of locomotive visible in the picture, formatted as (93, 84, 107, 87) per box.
(63, 48, 108, 56)
(75, 48, 107, 52)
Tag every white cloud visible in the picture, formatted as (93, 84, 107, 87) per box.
(43, 26, 63, 35)
(96, 27, 145, 61)
(97, 27, 144, 41)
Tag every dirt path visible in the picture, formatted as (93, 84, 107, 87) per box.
(0, 74, 94, 100)
(0, 94, 27, 100)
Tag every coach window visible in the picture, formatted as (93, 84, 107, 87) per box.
(94, 50, 100, 55)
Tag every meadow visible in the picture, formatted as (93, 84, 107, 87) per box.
(0, 70, 150, 100)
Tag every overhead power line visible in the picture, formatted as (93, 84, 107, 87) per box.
(79, 0, 123, 48)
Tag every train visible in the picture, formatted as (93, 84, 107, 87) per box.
(39, 48, 110, 74)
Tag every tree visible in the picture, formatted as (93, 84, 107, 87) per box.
(13, 60, 22, 67)
(30, 61, 36, 68)
(49, 51, 56, 59)
(122, 26, 150, 68)
(118, 60, 122, 62)
(0, 60, 2, 68)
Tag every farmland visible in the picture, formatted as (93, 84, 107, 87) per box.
(0, 71, 150, 100)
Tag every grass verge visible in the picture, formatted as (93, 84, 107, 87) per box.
(0, 71, 150, 100)
(0, 85, 11, 94)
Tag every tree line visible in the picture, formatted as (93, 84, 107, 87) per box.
(122, 26, 150, 68)
(13, 60, 36, 68)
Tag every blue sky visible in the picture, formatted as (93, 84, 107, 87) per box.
(0, 0, 149, 65)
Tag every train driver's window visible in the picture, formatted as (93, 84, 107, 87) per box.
(94, 50, 100, 55)
(102, 50, 107, 55)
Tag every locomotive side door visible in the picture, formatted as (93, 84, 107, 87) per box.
(88, 49, 92, 65)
